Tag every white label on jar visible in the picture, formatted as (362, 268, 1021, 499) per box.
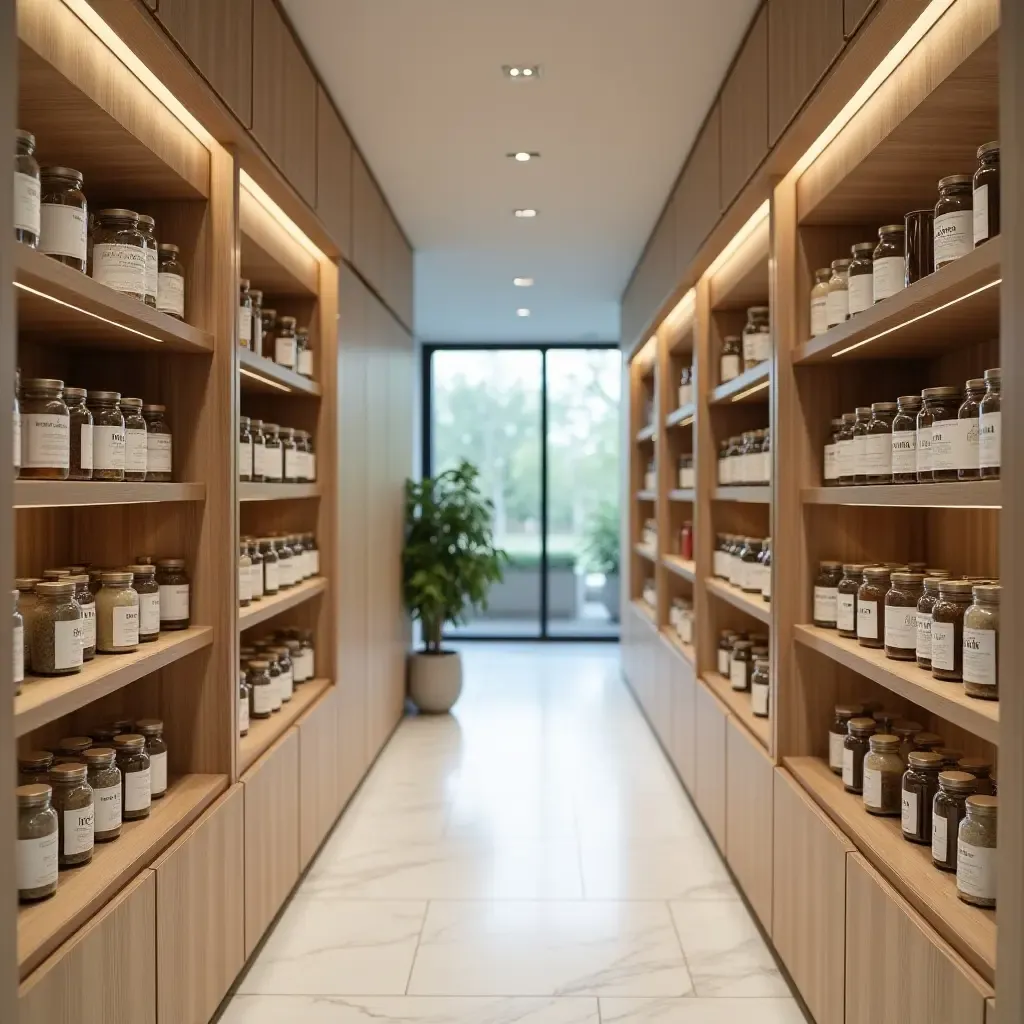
(112, 604, 140, 648)
(39, 203, 87, 262)
(93, 426, 126, 471)
(916, 611, 932, 661)
(239, 438, 252, 478)
(94, 783, 122, 833)
(851, 433, 867, 478)
(872, 256, 905, 302)
(253, 683, 275, 715)
(917, 426, 932, 475)
(81, 603, 96, 650)
(124, 768, 151, 812)
(885, 605, 917, 651)
(979, 411, 1000, 469)
(21, 413, 70, 470)
(264, 559, 279, 593)
(930, 418, 970, 472)
(712, 551, 723, 578)
(15, 171, 41, 237)
(249, 562, 263, 599)
(836, 438, 854, 479)
(717, 648, 729, 675)
(298, 348, 313, 376)
(279, 668, 294, 701)
(842, 747, 854, 788)
(857, 600, 878, 640)
(957, 841, 996, 900)
(891, 429, 915, 476)
(847, 273, 873, 315)
(92, 242, 146, 295)
(149, 750, 167, 795)
(902, 790, 918, 835)
(54, 618, 84, 670)
(973, 184, 989, 245)
(17, 831, 58, 891)
(931, 620, 955, 672)
(147, 433, 172, 474)
(159, 584, 189, 623)
(140, 592, 160, 636)
(823, 443, 838, 481)
(729, 659, 747, 691)
(934, 209, 973, 267)
(295, 649, 314, 682)
(13, 623, 23, 684)
(63, 804, 94, 855)
(125, 427, 148, 475)
(810, 295, 828, 337)
(157, 272, 185, 317)
(252, 440, 265, 478)
(742, 332, 759, 366)
(932, 814, 948, 861)
(144, 247, 158, 300)
(238, 306, 252, 345)
(14, 407, 20, 470)
(863, 434, 891, 477)
(279, 556, 294, 588)
(828, 732, 845, 772)
(814, 586, 837, 624)
(239, 564, 251, 603)
(78, 423, 93, 472)
(825, 288, 848, 327)
(963, 627, 996, 687)
(720, 354, 740, 382)
(837, 593, 856, 633)
(751, 682, 769, 716)
(276, 336, 296, 368)
(284, 447, 302, 480)
(239, 692, 250, 735)
(863, 767, 882, 809)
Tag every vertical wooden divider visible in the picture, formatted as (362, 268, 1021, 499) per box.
(693, 278, 715, 681)
(655, 324, 671, 628)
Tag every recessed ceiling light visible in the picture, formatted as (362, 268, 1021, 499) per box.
(517, 308, 531, 317)
(509, 151, 539, 162)
(503, 65, 541, 79)
(514, 277, 534, 287)
(514, 208, 538, 218)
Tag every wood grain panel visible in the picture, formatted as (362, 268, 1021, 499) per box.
(845, 0, 877, 37)
(352, 149, 385, 292)
(846, 854, 990, 1024)
(19, 872, 156, 1024)
(280, 14, 318, 207)
(667, 635, 697, 792)
(298, 686, 343, 867)
(153, 786, 245, 1024)
(694, 680, 728, 850)
(675, 105, 721, 272)
(315, 85, 353, 257)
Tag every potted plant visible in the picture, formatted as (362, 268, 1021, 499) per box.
(583, 501, 621, 623)
(403, 460, 507, 712)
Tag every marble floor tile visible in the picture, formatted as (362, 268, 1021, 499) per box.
(407, 900, 692, 998)
(599, 997, 807, 1023)
(239, 899, 426, 996)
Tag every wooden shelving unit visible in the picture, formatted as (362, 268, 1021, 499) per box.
(668, 488, 695, 502)
(712, 486, 771, 503)
(238, 482, 322, 502)
(239, 347, 323, 397)
(636, 489, 657, 502)
(14, 481, 206, 508)
(237, 677, 332, 775)
(666, 403, 695, 427)
(709, 363, 770, 405)
(661, 628, 695, 666)
(705, 577, 771, 624)
(238, 576, 327, 631)
(802, 481, 1001, 508)
(703, 671, 769, 750)
(633, 543, 657, 562)
(662, 555, 695, 581)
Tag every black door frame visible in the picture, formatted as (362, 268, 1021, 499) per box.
(422, 342, 620, 642)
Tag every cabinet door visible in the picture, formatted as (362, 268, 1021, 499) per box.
(383, 212, 414, 329)
(316, 85, 353, 256)
(243, 729, 300, 957)
(352, 150, 385, 292)
(694, 681, 728, 850)
(675, 104, 721, 272)
(153, 786, 244, 1024)
(772, 768, 850, 1024)
(299, 685, 343, 868)
(846, 854, 990, 1024)
(651, 637, 673, 750)
(19, 872, 156, 1024)
(670, 644, 697, 792)
(280, 17, 317, 206)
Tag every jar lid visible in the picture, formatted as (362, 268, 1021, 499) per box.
(22, 377, 64, 391)
(732, 640, 754, 651)
(16, 128, 36, 146)
(937, 579, 974, 595)
(113, 733, 146, 752)
(854, 406, 872, 416)
(754, 657, 769, 670)
(922, 386, 962, 399)
(19, 750, 54, 768)
(49, 763, 87, 782)
(896, 394, 922, 407)
(280, 427, 294, 439)
(959, 757, 993, 774)
(16, 784, 52, 807)
(869, 734, 899, 751)
(156, 557, 186, 569)
(280, 316, 297, 327)
(848, 717, 876, 735)
(16, 577, 43, 591)
(878, 223, 905, 235)
(830, 417, 844, 428)
(43, 569, 71, 579)
(248, 659, 270, 670)
(40, 165, 83, 182)
(965, 378, 985, 391)
(891, 719, 923, 737)
(63, 386, 87, 400)
(751, 646, 769, 658)
(120, 397, 143, 409)
(835, 704, 863, 718)
(863, 566, 892, 579)
(240, 278, 250, 288)
(907, 751, 943, 769)
(914, 731, 943, 746)
(58, 735, 92, 753)
(984, 366, 1000, 381)
(250, 289, 263, 300)
(977, 140, 999, 158)
(137, 213, 155, 228)
(285, 639, 301, 651)
(747, 305, 769, 315)
(922, 575, 949, 591)
(830, 258, 851, 269)
(966, 794, 998, 814)
(83, 747, 115, 766)
(158, 242, 179, 253)
(91, 725, 120, 741)
(136, 718, 163, 735)
(815, 267, 832, 278)
(870, 401, 897, 413)
(35, 580, 75, 596)
(890, 571, 925, 585)
(239, 416, 251, 426)
(972, 583, 1000, 602)
(842, 412, 857, 424)
(100, 571, 133, 585)
(841, 563, 866, 574)
(938, 174, 972, 188)
(142, 405, 166, 416)
(719, 629, 737, 639)
(936, 747, 964, 765)
(95, 208, 140, 222)
(263, 308, 277, 317)
(128, 564, 156, 576)
(263, 423, 279, 433)
(851, 242, 875, 255)
(87, 390, 121, 402)
(938, 770, 976, 790)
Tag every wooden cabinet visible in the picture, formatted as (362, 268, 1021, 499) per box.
(242, 729, 300, 957)
(155, 0, 253, 126)
(152, 786, 244, 1024)
(19, 872, 156, 1024)
(383, 212, 414, 330)
(844, 0, 877, 36)
(720, 5, 768, 208)
(352, 149, 386, 293)
(669, 645, 697, 792)
(252, 0, 317, 206)
(298, 686, 343, 867)
(650, 636, 673, 749)
(772, 768, 850, 1024)
(725, 718, 773, 932)
(768, 0, 845, 144)
(845, 854, 991, 1024)
(315, 85, 353, 257)
(694, 680, 728, 850)
(675, 103, 721, 272)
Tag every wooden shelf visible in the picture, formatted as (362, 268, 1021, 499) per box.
(794, 624, 999, 744)
(634, 543, 657, 563)
(631, 598, 656, 625)
(785, 756, 995, 984)
(702, 671, 770, 751)
(705, 576, 771, 624)
(668, 488, 695, 502)
(708, 209, 770, 310)
(239, 576, 326, 630)
(660, 627, 695, 666)
(713, 486, 771, 503)
(662, 555, 696, 581)
(635, 424, 656, 443)
(238, 677, 332, 775)
(17, 773, 226, 979)
(802, 481, 1001, 508)
(792, 239, 1000, 365)
(709, 363, 770, 405)
(239, 185, 320, 297)
(636, 490, 657, 502)
(14, 627, 213, 738)
(666, 404, 695, 427)
(14, 480, 206, 509)
(15, 245, 214, 353)
(239, 482, 322, 502)
(239, 347, 322, 396)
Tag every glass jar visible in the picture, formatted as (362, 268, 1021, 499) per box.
(137, 213, 158, 307)
(958, 757, 995, 796)
(760, 538, 772, 602)
(868, 223, 905, 304)
(914, 731, 944, 753)
(297, 326, 314, 376)
(973, 141, 999, 246)
(739, 538, 763, 593)
(892, 719, 924, 763)
(263, 652, 284, 712)
(136, 719, 167, 799)
(957, 795, 997, 907)
(250, 289, 264, 357)
(977, 366, 1000, 478)
(847, 242, 875, 315)
(91, 208, 146, 300)
(128, 564, 160, 643)
(19, 751, 54, 783)
(918, 386, 962, 482)
(261, 307, 277, 357)
(262, 423, 282, 481)
(720, 335, 741, 384)
(269, 645, 294, 703)
(678, 364, 693, 407)
(49, 762, 94, 867)
(742, 306, 770, 370)
(14, 129, 41, 247)
(248, 539, 264, 601)
(729, 640, 753, 692)
(962, 583, 999, 700)
(30, 580, 83, 676)
(891, 395, 921, 484)
(96, 571, 140, 654)
(121, 396, 148, 481)
(750, 657, 770, 718)
(809, 267, 832, 337)
(294, 327, 308, 376)
(932, 770, 976, 871)
(17, 578, 41, 673)
(260, 538, 280, 595)
(275, 537, 295, 589)
(114, 734, 151, 820)
(140, 403, 173, 482)
(87, 390, 125, 481)
(281, 427, 299, 483)
(17, 783, 58, 902)
(12, 589, 24, 695)
(238, 279, 253, 348)
(836, 564, 864, 639)
(156, 243, 185, 319)
(238, 669, 250, 737)
(812, 561, 842, 628)
(155, 558, 190, 630)
(825, 258, 851, 328)
(850, 406, 873, 484)
(84, 747, 122, 842)
(69, 574, 95, 661)
(63, 387, 93, 481)
(248, 660, 274, 719)
(884, 572, 924, 661)
(828, 704, 863, 774)
(905, 209, 934, 285)
(864, 402, 896, 484)
(250, 418, 266, 482)
(856, 567, 890, 649)
(823, 417, 843, 485)
(297, 629, 316, 681)
(843, 717, 876, 794)
(239, 543, 252, 607)
(55, 735, 92, 766)
(901, 751, 943, 844)
(275, 315, 298, 369)
(863, 734, 903, 816)
(931, 579, 973, 681)
(238, 416, 253, 482)
(20, 378, 70, 480)
(915, 575, 946, 669)
(716, 629, 737, 675)
(956, 377, 986, 481)
(934, 174, 974, 269)
(39, 166, 87, 270)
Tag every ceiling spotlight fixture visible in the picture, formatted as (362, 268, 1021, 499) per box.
(503, 65, 541, 79)
(513, 277, 534, 287)
(517, 308, 531, 317)
(514, 208, 538, 218)
(509, 151, 539, 162)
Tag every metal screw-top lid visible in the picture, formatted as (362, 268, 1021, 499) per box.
(95, 208, 140, 222)
(972, 583, 1000, 604)
(16, 577, 43, 592)
(113, 733, 146, 753)
(279, 316, 297, 328)
(40, 166, 83, 184)
(815, 267, 832, 280)
(128, 564, 157, 578)
(100, 571, 133, 586)
(83, 747, 115, 767)
(22, 378, 65, 392)
(848, 717, 877, 736)
(87, 390, 121, 403)
(143, 404, 166, 416)
(983, 366, 1001, 381)
(921, 386, 962, 400)
(91, 725, 121, 742)
(938, 174, 973, 189)
(43, 569, 71, 580)
(914, 731, 943, 749)
(136, 718, 163, 736)
(835, 704, 864, 719)
(240, 278, 250, 289)
(19, 750, 54, 770)
(248, 659, 270, 670)
(897, 394, 922, 408)
(58, 736, 92, 755)
(831, 258, 852, 269)
(878, 223, 905, 235)
(977, 141, 999, 158)
(907, 751, 944, 769)
(239, 415, 251, 427)
(938, 770, 977, 792)
(937, 579, 974, 596)
(958, 757, 993, 775)
(16, 129, 36, 148)
(923, 575, 951, 592)
(137, 214, 155, 229)
(842, 412, 857, 424)
(965, 378, 986, 392)
(966, 794, 998, 815)
(936, 747, 964, 767)
(891, 719, 924, 738)
(35, 580, 75, 596)
(869, 734, 900, 752)
(871, 401, 898, 413)
(851, 242, 875, 255)
(157, 242, 179, 253)
(854, 406, 872, 417)
(16, 784, 52, 807)
(863, 566, 892, 580)
(841, 564, 866, 575)
(63, 387, 87, 401)
(49, 763, 87, 783)
(120, 397, 143, 409)
(819, 560, 842, 569)
(156, 557, 186, 569)
(891, 571, 925, 586)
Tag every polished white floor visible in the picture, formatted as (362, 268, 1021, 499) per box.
(223, 644, 804, 1024)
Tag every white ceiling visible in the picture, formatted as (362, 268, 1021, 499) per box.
(282, 0, 760, 343)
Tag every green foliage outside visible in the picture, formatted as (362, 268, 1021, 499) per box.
(582, 501, 620, 576)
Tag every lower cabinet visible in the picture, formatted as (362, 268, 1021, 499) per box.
(845, 853, 991, 1024)
(153, 785, 245, 1024)
(651, 637, 674, 750)
(725, 718, 773, 932)
(670, 646, 697, 792)
(299, 686, 343, 868)
(694, 681, 728, 850)
(243, 729, 300, 957)
(19, 872, 156, 1024)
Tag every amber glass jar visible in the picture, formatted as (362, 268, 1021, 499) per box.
(156, 243, 185, 319)
(91, 209, 146, 300)
(973, 141, 1000, 246)
(262, 424, 282, 481)
(813, 561, 842, 628)
(835, 412, 857, 486)
(957, 378, 986, 481)
(18, 751, 53, 788)
(873, 223, 906, 302)
(905, 209, 934, 284)
(114, 734, 151, 821)
(16, 784, 58, 902)
(129, 564, 160, 643)
(275, 316, 298, 369)
(39, 166, 87, 270)
(847, 242, 875, 316)
(856, 567, 890, 649)
(49, 762, 94, 867)
(915, 575, 947, 670)
(136, 719, 167, 799)
(248, 660, 274, 719)
(238, 416, 252, 482)
(14, 130, 41, 248)
(729, 640, 754, 692)
(884, 572, 924, 661)
(87, 390, 125, 481)
(19, 378, 70, 480)
(978, 367, 1000, 478)
(850, 407, 873, 483)
(84, 747, 122, 842)
(932, 770, 976, 871)
(843, 717, 877, 794)
(863, 734, 903, 816)
(142, 404, 172, 481)
(829, 704, 863, 775)
(238, 279, 253, 348)
(249, 419, 265, 482)
(137, 213, 158, 307)
(64, 387, 92, 481)
(934, 174, 974, 269)
(902, 751, 943, 844)
(920, 386, 962, 482)
(962, 584, 999, 700)
(121, 397, 148, 482)
(250, 289, 264, 356)
(826, 259, 851, 328)
(862, 402, 896, 483)
(155, 558, 190, 630)
(892, 719, 924, 763)
(837, 564, 864, 638)
(280, 427, 299, 483)
(931, 579, 973, 681)
(891, 395, 921, 483)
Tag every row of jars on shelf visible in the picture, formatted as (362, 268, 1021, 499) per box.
(238, 280, 315, 376)
(823, 370, 1001, 486)
(14, 132, 187, 318)
(239, 417, 317, 483)
(713, 535, 772, 602)
(809, 143, 999, 337)
(717, 430, 771, 486)
(16, 720, 169, 903)
(239, 628, 317, 733)
(718, 629, 770, 718)
(813, 562, 999, 699)
(669, 598, 694, 646)
(16, 375, 173, 482)
(830, 707, 997, 909)
(238, 534, 319, 607)
(719, 306, 771, 386)
(641, 520, 656, 550)
(643, 458, 696, 492)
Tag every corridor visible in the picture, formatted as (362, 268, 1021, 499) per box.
(223, 645, 803, 1023)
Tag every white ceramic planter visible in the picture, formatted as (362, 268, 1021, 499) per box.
(408, 650, 463, 713)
